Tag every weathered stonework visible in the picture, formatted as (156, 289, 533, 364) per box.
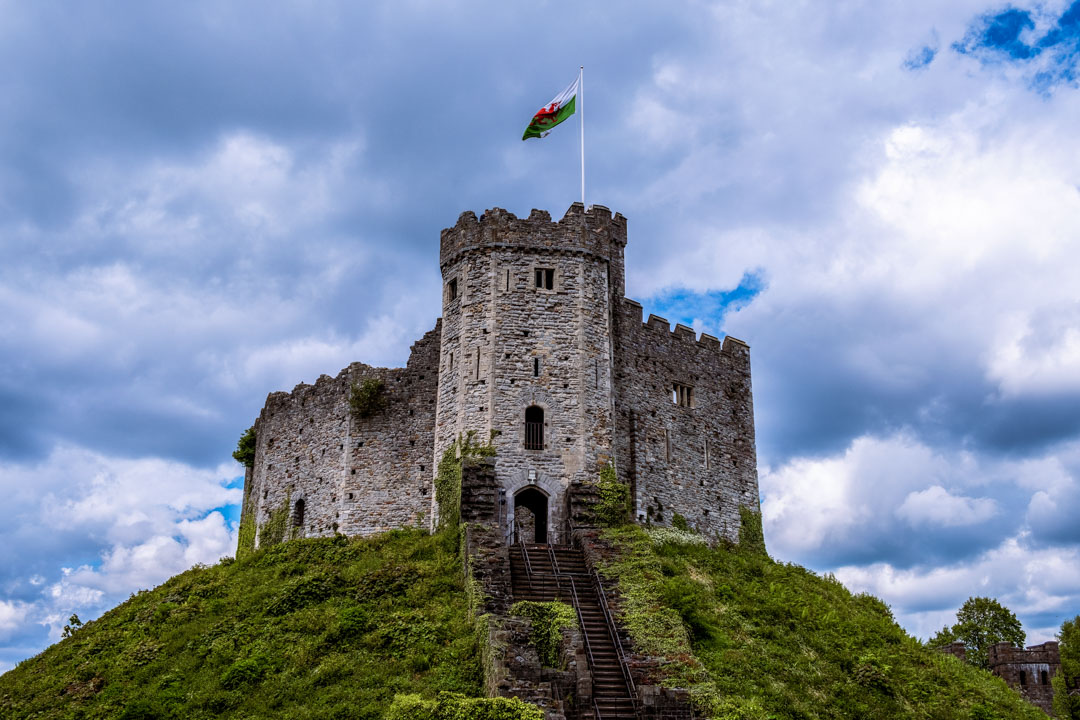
(244, 324, 440, 545)
(239, 203, 761, 549)
(988, 641, 1061, 715)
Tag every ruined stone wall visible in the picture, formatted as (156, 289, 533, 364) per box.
(988, 641, 1061, 715)
(244, 323, 440, 544)
(434, 204, 626, 543)
(612, 300, 760, 542)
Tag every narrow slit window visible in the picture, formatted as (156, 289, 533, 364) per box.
(449, 352, 454, 370)
(664, 428, 671, 462)
(533, 358, 540, 377)
(704, 437, 710, 469)
(534, 268, 554, 290)
(447, 278, 458, 301)
(475, 350, 481, 380)
(505, 269, 510, 290)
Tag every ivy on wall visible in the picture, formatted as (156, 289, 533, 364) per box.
(258, 492, 291, 549)
(509, 601, 578, 669)
(435, 431, 497, 531)
(593, 462, 630, 527)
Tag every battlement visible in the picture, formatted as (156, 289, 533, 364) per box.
(440, 202, 627, 269)
(622, 299, 750, 358)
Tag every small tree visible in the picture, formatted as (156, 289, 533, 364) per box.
(233, 426, 256, 468)
(1053, 615, 1080, 719)
(61, 614, 83, 638)
(929, 596, 1025, 669)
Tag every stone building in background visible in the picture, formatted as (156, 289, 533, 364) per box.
(238, 204, 761, 548)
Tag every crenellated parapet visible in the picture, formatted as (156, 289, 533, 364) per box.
(439, 203, 627, 270)
(621, 299, 751, 370)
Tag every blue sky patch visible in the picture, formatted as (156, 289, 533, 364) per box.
(644, 271, 765, 336)
(954, 1, 1080, 87)
(904, 43, 938, 70)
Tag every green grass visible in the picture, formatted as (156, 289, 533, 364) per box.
(0, 529, 484, 720)
(599, 525, 1048, 720)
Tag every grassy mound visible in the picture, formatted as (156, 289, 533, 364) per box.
(0, 529, 486, 720)
(600, 525, 1048, 720)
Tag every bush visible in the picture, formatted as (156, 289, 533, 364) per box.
(232, 426, 256, 468)
(385, 692, 544, 720)
(350, 377, 388, 419)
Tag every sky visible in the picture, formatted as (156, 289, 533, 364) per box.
(1, 0, 1079, 672)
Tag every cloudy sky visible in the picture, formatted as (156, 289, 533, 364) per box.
(2, 0, 1079, 671)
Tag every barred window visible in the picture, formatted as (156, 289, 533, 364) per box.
(672, 383, 694, 407)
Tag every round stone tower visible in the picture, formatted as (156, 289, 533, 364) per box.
(433, 203, 628, 544)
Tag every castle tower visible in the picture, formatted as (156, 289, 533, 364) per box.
(434, 204, 627, 544)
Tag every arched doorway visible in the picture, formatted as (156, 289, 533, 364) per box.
(514, 487, 548, 544)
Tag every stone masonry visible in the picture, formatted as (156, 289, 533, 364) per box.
(988, 641, 1061, 715)
(240, 203, 761, 549)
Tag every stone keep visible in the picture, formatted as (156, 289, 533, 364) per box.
(240, 203, 760, 549)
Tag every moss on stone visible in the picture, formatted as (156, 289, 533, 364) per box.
(738, 505, 766, 555)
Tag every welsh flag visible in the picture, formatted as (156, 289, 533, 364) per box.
(522, 76, 579, 140)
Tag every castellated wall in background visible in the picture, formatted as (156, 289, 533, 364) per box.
(613, 299, 759, 543)
(247, 323, 440, 544)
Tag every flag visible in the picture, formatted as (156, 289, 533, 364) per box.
(522, 76, 579, 140)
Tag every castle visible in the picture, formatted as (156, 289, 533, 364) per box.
(239, 203, 761, 548)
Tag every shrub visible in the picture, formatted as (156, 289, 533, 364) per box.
(350, 377, 388, 419)
(232, 426, 256, 468)
(385, 692, 543, 720)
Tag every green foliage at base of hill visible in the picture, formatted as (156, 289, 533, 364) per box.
(600, 525, 1048, 720)
(0, 530, 485, 720)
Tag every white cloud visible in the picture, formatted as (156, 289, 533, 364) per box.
(897, 486, 998, 528)
(0, 600, 29, 640)
(0, 445, 240, 642)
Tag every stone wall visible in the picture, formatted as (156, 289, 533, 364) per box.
(434, 204, 626, 544)
(243, 323, 440, 545)
(612, 299, 760, 542)
(988, 640, 1061, 715)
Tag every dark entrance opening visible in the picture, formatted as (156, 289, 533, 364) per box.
(514, 487, 548, 544)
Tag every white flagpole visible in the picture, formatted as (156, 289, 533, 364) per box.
(579, 66, 585, 208)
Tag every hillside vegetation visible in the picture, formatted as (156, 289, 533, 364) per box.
(599, 522, 1047, 720)
(0, 529, 520, 720)
(0, 524, 1048, 719)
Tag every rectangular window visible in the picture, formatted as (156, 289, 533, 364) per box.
(533, 357, 540, 377)
(534, 268, 554, 290)
(673, 383, 694, 407)
(447, 278, 458, 301)
(448, 352, 454, 370)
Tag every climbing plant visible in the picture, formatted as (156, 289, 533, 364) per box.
(593, 462, 630, 527)
(510, 601, 578, 668)
(258, 492, 291, 548)
(435, 431, 497, 531)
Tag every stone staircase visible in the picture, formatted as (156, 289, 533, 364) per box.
(510, 543, 638, 719)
